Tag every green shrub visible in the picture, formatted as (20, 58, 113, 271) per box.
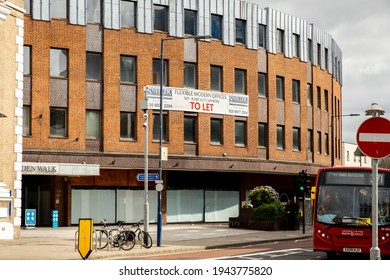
(248, 185, 285, 221)
(253, 201, 285, 221)
(248, 186, 280, 208)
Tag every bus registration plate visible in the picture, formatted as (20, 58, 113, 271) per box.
(343, 247, 361, 253)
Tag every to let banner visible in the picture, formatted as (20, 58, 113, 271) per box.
(144, 86, 249, 117)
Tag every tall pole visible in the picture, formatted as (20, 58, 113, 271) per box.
(157, 38, 165, 247)
(143, 110, 149, 243)
(371, 158, 380, 260)
(365, 103, 384, 260)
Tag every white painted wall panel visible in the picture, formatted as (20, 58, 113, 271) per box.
(103, 0, 120, 30)
(32, 0, 50, 21)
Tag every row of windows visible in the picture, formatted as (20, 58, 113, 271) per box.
(23, 104, 331, 156)
(24, 44, 336, 154)
(26, 46, 333, 107)
(24, 0, 341, 79)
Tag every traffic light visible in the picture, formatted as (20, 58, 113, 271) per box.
(297, 170, 311, 196)
(304, 172, 311, 194)
(298, 171, 305, 194)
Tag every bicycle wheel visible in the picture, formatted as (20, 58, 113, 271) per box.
(96, 230, 109, 250)
(109, 229, 120, 248)
(120, 230, 136, 251)
(138, 231, 153, 249)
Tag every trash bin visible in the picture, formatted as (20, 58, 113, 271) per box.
(287, 211, 295, 230)
(51, 210, 58, 228)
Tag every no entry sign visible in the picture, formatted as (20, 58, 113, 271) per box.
(356, 117, 390, 159)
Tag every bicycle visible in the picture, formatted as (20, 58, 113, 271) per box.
(109, 220, 136, 251)
(130, 220, 153, 249)
(95, 220, 135, 251)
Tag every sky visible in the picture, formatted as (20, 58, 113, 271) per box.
(250, 0, 390, 143)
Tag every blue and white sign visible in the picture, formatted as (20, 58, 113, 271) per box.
(136, 173, 160, 181)
(52, 210, 59, 228)
(25, 209, 36, 227)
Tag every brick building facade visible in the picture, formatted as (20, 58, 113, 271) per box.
(19, 0, 343, 228)
(0, 0, 24, 239)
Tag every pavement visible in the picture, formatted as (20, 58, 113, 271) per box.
(0, 223, 312, 260)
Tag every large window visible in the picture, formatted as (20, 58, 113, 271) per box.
(293, 127, 300, 151)
(307, 84, 313, 106)
(317, 131, 322, 154)
(277, 29, 284, 53)
(308, 129, 313, 152)
(86, 52, 102, 80)
(317, 43, 321, 66)
(235, 120, 247, 146)
(51, 0, 67, 19)
(50, 48, 68, 77)
(325, 48, 329, 70)
(258, 123, 267, 147)
(152, 113, 168, 142)
(235, 19, 246, 44)
(292, 34, 300, 57)
(184, 115, 196, 142)
(86, 110, 102, 139)
(292, 80, 300, 103)
(258, 73, 266, 97)
(325, 133, 329, 155)
(153, 59, 167, 85)
(154, 5, 168, 32)
(50, 107, 67, 137)
(324, 89, 329, 111)
(316, 86, 321, 109)
(87, 0, 101, 23)
(184, 63, 196, 88)
(121, 0, 136, 28)
(210, 65, 222, 91)
(307, 39, 313, 61)
(258, 24, 266, 48)
(210, 118, 223, 145)
(235, 69, 246, 94)
(24, 0, 31, 14)
(120, 55, 136, 83)
(23, 46, 31, 75)
(23, 106, 31, 135)
(120, 112, 136, 140)
(184, 9, 197, 36)
(276, 76, 284, 100)
(211, 14, 222, 40)
(277, 125, 285, 149)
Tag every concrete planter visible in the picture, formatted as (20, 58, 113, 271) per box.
(229, 208, 283, 231)
(247, 219, 283, 231)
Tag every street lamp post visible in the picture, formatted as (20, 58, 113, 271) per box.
(330, 113, 360, 166)
(157, 35, 211, 247)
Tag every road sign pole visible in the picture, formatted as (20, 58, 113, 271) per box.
(357, 103, 386, 260)
(370, 158, 380, 260)
(141, 106, 149, 240)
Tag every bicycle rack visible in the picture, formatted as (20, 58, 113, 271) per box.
(74, 230, 98, 252)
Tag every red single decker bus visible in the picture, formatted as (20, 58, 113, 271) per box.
(313, 166, 390, 259)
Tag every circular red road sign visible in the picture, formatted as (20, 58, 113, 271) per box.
(356, 117, 390, 159)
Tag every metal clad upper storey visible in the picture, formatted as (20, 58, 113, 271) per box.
(28, 0, 342, 81)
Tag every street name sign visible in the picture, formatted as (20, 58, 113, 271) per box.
(356, 117, 390, 159)
(136, 173, 160, 181)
